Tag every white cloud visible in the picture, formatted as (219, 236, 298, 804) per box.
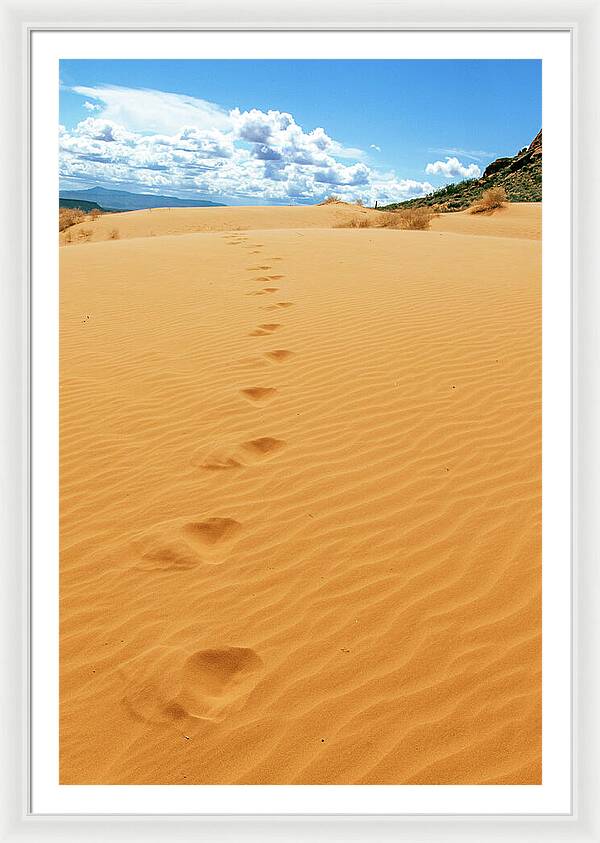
(72, 85, 232, 134)
(430, 147, 495, 162)
(61, 88, 434, 205)
(83, 101, 101, 112)
(425, 157, 481, 179)
(231, 108, 293, 143)
(314, 161, 370, 186)
(370, 144, 381, 152)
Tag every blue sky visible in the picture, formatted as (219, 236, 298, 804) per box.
(59, 59, 541, 205)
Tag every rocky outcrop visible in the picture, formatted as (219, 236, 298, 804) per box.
(384, 130, 542, 212)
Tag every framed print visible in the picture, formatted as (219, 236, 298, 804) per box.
(1, 1, 599, 841)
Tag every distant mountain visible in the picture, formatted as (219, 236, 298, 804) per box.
(58, 186, 226, 211)
(59, 197, 122, 213)
(383, 130, 542, 212)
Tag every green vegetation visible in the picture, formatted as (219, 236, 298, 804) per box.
(382, 130, 542, 213)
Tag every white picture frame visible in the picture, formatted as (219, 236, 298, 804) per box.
(1, 0, 598, 840)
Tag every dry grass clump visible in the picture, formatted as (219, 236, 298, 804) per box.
(338, 207, 433, 231)
(59, 207, 86, 231)
(376, 212, 401, 228)
(395, 207, 434, 230)
(78, 228, 93, 242)
(109, 228, 120, 240)
(319, 195, 342, 205)
(371, 207, 434, 230)
(469, 186, 507, 215)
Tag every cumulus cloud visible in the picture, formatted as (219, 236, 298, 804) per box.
(61, 85, 434, 204)
(83, 101, 101, 112)
(370, 144, 381, 152)
(425, 157, 481, 179)
(314, 162, 370, 186)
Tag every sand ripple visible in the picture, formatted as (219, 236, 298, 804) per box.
(60, 205, 541, 784)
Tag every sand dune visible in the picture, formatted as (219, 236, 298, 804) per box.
(60, 203, 541, 784)
(60, 200, 541, 244)
(430, 202, 541, 240)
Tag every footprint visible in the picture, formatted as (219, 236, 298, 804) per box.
(262, 301, 294, 310)
(135, 541, 200, 572)
(194, 437, 285, 470)
(249, 323, 282, 336)
(183, 517, 241, 548)
(129, 516, 241, 571)
(242, 437, 286, 457)
(121, 645, 263, 725)
(246, 287, 278, 296)
(265, 349, 295, 363)
(176, 647, 263, 720)
(240, 387, 278, 402)
(267, 275, 285, 280)
(248, 265, 272, 271)
(199, 456, 243, 471)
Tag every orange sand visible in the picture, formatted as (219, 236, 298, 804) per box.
(60, 203, 541, 784)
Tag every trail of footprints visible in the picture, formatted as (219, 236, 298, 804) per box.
(131, 237, 297, 574)
(214, 238, 296, 472)
(200, 237, 298, 511)
(121, 235, 299, 727)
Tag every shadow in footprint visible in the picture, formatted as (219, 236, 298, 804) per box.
(242, 437, 286, 458)
(265, 349, 295, 363)
(249, 323, 282, 336)
(262, 301, 294, 310)
(240, 387, 278, 402)
(199, 456, 243, 471)
(183, 517, 241, 548)
(172, 646, 263, 721)
(246, 287, 278, 296)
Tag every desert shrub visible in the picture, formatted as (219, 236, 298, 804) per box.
(355, 198, 364, 207)
(395, 207, 433, 230)
(319, 195, 341, 205)
(79, 228, 93, 241)
(376, 208, 433, 230)
(336, 215, 372, 229)
(338, 208, 433, 230)
(59, 207, 85, 231)
(377, 212, 401, 228)
(88, 208, 102, 220)
(469, 186, 507, 214)
(63, 229, 73, 244)
(109, 228, 120, 240)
